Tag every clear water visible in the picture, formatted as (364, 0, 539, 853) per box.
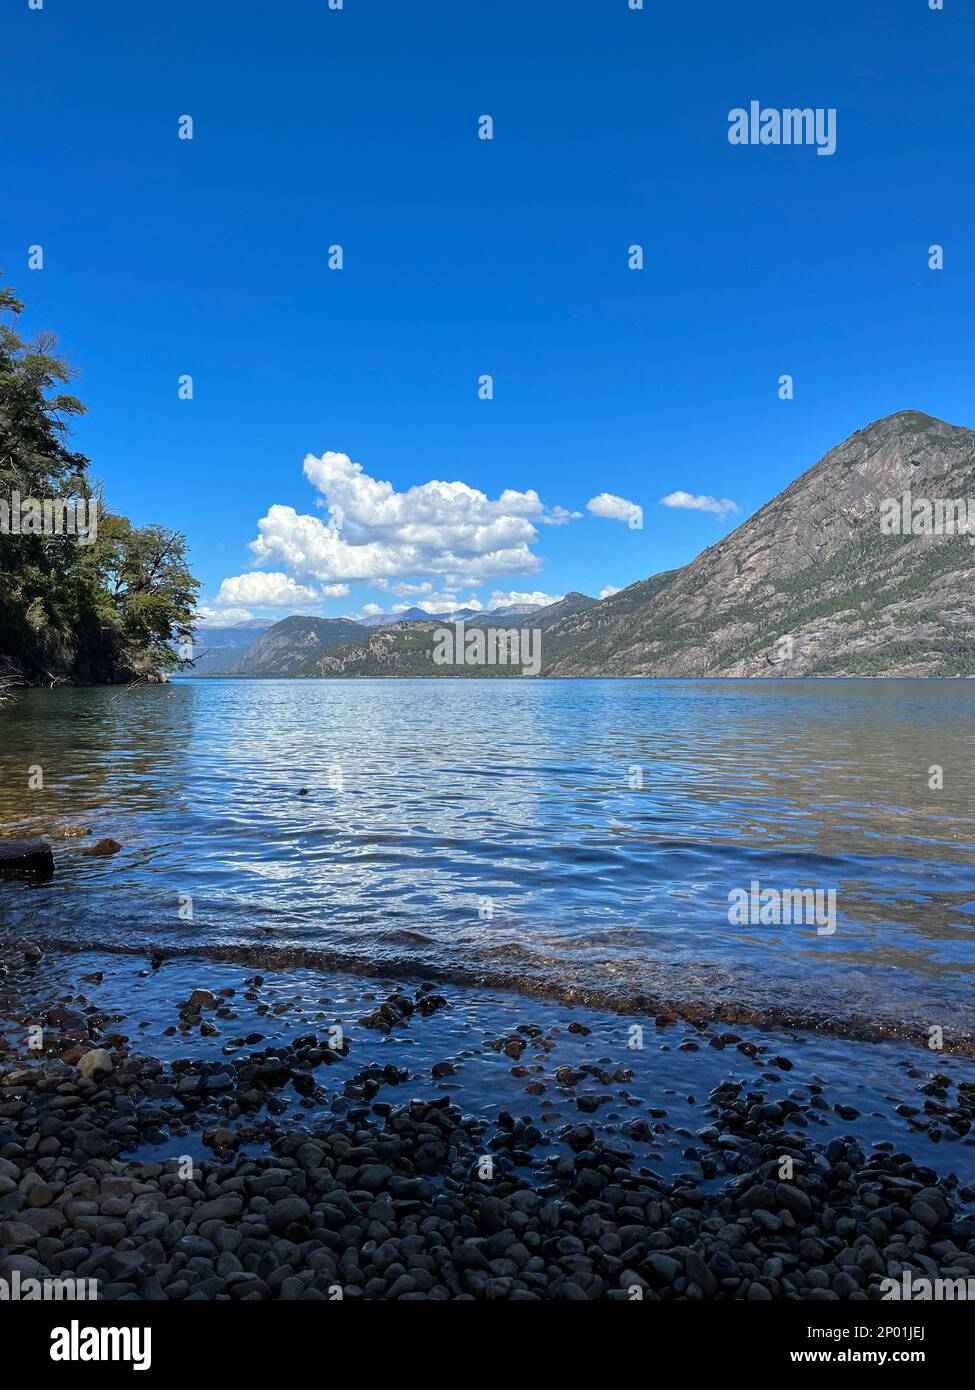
(2, 678, 974, 1040)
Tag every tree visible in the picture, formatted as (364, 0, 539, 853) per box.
(0, 273, 199, 685)
(89, 516, 198, 672)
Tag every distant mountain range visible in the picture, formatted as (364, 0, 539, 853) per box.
(185, 619, 277, 675)
(187, 412, 975, 679)
(358, 605, 486, 627)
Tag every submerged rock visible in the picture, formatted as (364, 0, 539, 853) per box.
(0, 839, 54, 879)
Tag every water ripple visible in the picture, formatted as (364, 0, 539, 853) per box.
(2, 677, 974, 1038)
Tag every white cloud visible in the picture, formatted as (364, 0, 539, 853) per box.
(488, 589, 564, 609)
(245, 450, 573, 583)
(540, 505, 582, 526)
(659, 490, 740, 519)
(599, 584, 621, 599)
(362, 603, 384, 617)
(215, 572, 321, 608)
(195, 605, 253, 625)
(587, 492, 643, 529)
(322, 583, 350, 598)
(376, 579, 434, 597)
(432, 594, 483, 613)
(398, 593, 484, 615)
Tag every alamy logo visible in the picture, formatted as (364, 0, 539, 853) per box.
(0, 1271, 98, 1301)
(728, 101, 837, 156)
(0, 492, 99, 544)
(880, 490, 975, 544)
(882, 1272, 975, 1301)
(50, 1320, 151, 1370)
(728, 879, 837, 935)
(432, 621, 542, 676)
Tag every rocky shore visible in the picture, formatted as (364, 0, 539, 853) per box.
(2, 946, 975, 1301)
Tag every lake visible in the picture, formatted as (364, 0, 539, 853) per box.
(2, 678, 974, 1044)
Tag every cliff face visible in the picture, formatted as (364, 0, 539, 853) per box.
(545, 411, 975, 677)
(229, 617, 367, 676)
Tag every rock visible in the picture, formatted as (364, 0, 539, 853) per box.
(684, 1250, 717, 1296)
(910, 1200, 940, 1230)
(357, 1164, 393, 1193)
(266, 1197, 310, 1231)
(83, 838, 122, 856)
(647, 1253, 682, 1284)
(0, 1221, 39, 1246)
(194, 1195, 243, 1223)
(0, 839, 54, 879)
(2, 962, 973, 1305)
(2, 1066, 37, 1085)
(188, 990, 218, 1009)
(0, 1254, 46, 1281)
(576, 1094, 612, 1114)
(451, 1241, 491, 1272)
(203, 1127, 239, 1151)
(76, 1049, 113, 1081)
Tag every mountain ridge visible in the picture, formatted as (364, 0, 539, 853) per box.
(547, 409, 975, 677)
(186, 412, 975, 679)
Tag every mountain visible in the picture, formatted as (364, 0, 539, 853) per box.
(466, 592, 595, 631)
(358, 606, 430, 627)
(482, 602, 544, 617)
(297, 593, 597, 677)
(185, 411, 975, 681)
(197, 622, 274, 636)
(299, 622, 444, 677)
(191, 619, 275, 650)
(227, 616, 367, 675)
(359, 605, 483, 627)
(183, 600, 592, 677)
(546, 411, 975, 677)
(539, 574, 681, 672)
(184, 620, 275, 675)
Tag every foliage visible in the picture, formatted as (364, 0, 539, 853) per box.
(0, 274, 198, 685)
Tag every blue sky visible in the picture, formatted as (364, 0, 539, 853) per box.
(3, 0, 972, 623)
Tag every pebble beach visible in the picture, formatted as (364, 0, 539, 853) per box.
(3, 941, 974, 1302)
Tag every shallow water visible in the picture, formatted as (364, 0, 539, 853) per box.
(5, 949, 974, 1188)
(2, 678, 974, 1040)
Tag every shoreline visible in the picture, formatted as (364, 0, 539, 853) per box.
(7, 929, 975, 1060)
(2, 942, 975, 1301)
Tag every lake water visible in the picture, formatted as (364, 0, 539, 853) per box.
(2, 678, 974, 1043)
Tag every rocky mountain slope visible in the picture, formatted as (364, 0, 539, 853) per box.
(227, 616, 367, 676)
(187, 620, 275, 675)
(546, 411, 975, 678)
(187, 412, 975, 680)
(469, 592, 595, 632)
(298, 593, 597, 677)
